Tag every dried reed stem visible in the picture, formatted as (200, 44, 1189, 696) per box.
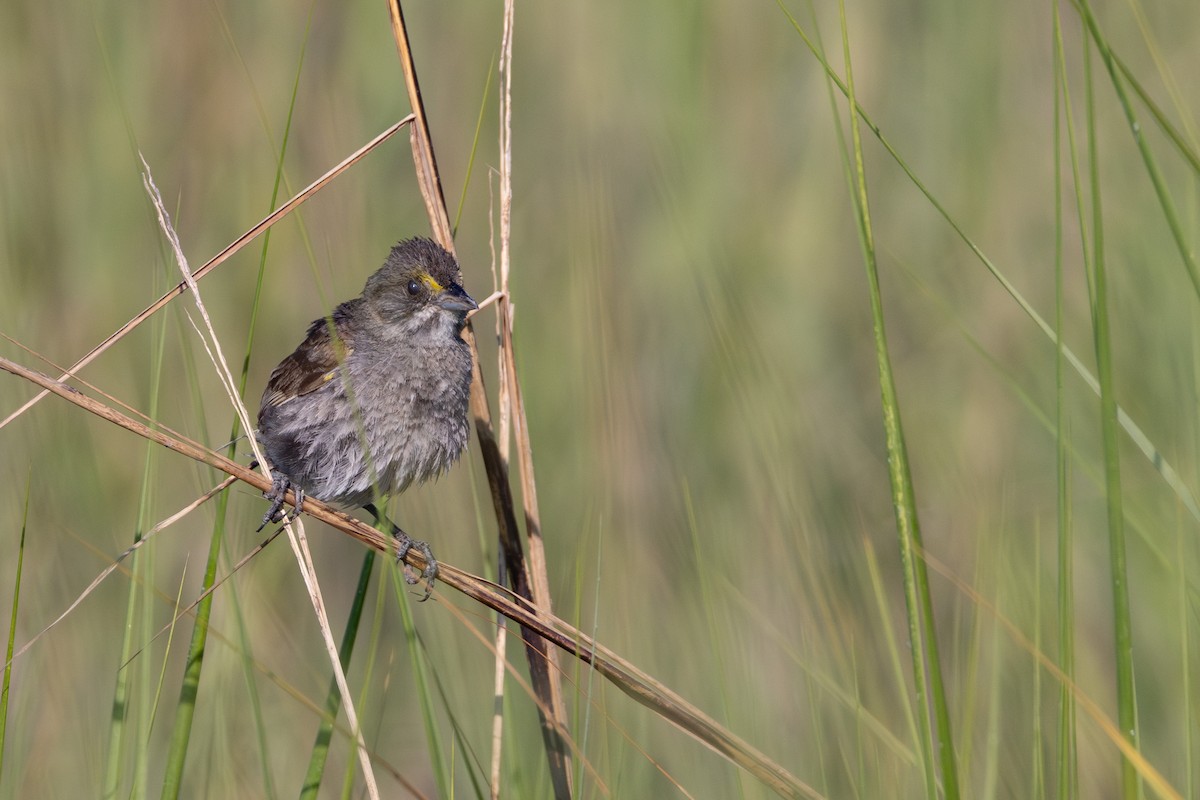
(141, 161, 381, 800)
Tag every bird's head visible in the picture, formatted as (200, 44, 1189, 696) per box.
(363, 237, 477, 336)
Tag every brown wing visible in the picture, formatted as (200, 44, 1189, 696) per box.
(259, 303, 357, 411)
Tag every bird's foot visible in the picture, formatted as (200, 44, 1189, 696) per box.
(364, 503, 438, 600)
(258, 471, 304, 532)
(392, 529, 439, 601)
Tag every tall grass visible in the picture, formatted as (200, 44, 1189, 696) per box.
(0, 0, 1197, 797)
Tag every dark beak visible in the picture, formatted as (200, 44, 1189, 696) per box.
(437, 282, 478, 313)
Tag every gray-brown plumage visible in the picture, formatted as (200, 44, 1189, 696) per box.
(256, 237, 476, 593)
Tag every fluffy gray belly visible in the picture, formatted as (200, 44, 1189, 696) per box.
(258, 371, 469, 509)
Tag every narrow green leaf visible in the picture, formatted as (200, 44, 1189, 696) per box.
(390, 557, 450, 798)
(1051, 7, 1078, 798)
(0, 468, 31, 782)
(1081, 25, 1139, 799)
(835, 1, 960, 796)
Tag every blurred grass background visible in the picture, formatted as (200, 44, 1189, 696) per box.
(1, 0, 1198, 797)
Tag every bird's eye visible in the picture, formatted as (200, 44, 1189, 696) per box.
(407, 279, 421, 296)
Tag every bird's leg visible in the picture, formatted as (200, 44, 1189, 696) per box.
(364, 503, 438, 601)
(258, 469, 304, 532)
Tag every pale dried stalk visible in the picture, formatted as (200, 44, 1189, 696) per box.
(141, 162, 381, 800)
(485, 169, 510, 798)
(492, 2, 574, 793)
(488, 609, 508, 799)
(489, 3, 517, 794)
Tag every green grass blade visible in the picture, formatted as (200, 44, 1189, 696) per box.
(104, 551, 142, 799)
(148, 567, 189, 741)
(420, 639, 490, 799)
(157, 510, 226, 800)
(1051, 6, 1078, 798)
(105, 244, 171, 800)
(0, 468, 31, 782)
(300, 551, 375, 800)
(1073, 0, 1200, 302)
(1032, 531, 1045, 800)
(453, 52, 496, 238)
(835, 2, 960, 796)
(1110, 53, 1200, 176)
(1082, 28, 1139, 799)
(1180, 439, 1195, 800)
(132, 239, 174, 800)
(980, 581, 1004, 800)
(390, 563, 450, 798)
(575, 518, 604, 795)
(862, 542, 923, 767)
(340, 563, 391, 799)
